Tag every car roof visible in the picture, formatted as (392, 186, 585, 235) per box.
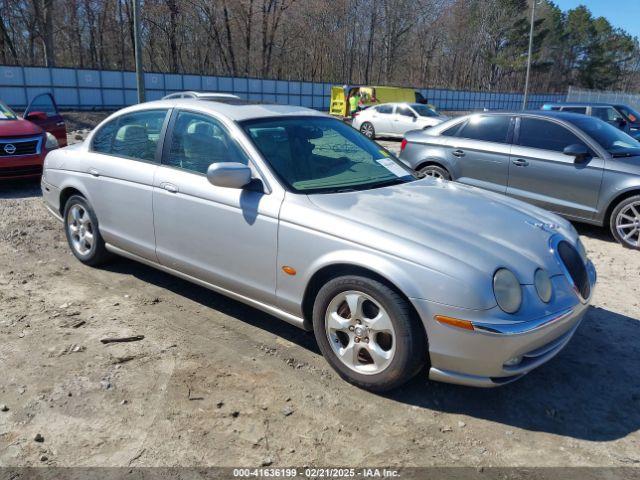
(116, 98, 328, 122)
(542, 101, 626, 108)
(465, 110, 595, 122)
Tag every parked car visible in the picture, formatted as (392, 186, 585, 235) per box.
(399, 111, 640, 249)
(542, 102, 640, 140)
(42, 99, 595, 391)
(352, 102, 448, 139)
(0, 93, 66, 179)
(329, 85, 434, 118)
(162, 91, 242, 103)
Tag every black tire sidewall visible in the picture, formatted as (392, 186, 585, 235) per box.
(312, 275, 426, 392)
(610, 195, 640, 249)
(63, 195, 107, 264)
(360, 122, 375, 139)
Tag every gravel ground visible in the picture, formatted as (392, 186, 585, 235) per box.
(0, 128, 639, 469)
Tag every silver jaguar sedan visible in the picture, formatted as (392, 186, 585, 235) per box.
(41, 100, 596, 391)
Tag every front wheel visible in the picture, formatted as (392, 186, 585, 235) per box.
(359, 122, 376, 139)
(610, 195, 640, 249)
(312, 275, 427, 392)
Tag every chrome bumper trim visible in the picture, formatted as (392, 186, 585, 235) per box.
(472, 306, 574, 336)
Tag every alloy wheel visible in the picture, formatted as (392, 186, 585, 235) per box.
(360, 123, 374, 138)
(67, 204, 95, 255)
(616, 201, 640, 248)
(325, 290, 396, 375)
(421, 167, 445, 179)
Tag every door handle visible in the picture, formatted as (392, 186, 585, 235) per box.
(161, 182, 178, 193)
(452, 149, 465, 157)
(512, 159, 529, 167)
(88, 168, 99, 177)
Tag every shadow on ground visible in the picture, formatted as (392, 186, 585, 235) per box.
(105, 256, 640, 443)
(0, 179, 42, 199)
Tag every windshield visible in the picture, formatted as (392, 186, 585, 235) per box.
(411, 104, 439, 117)
(571, 116, 640, 154)
(241, 116, 415, 193)
(617, 105, 640, 123)
(0, 101, 17, 120)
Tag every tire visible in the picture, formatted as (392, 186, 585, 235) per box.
(312, 275, 427, 392)
(418, 164, 451, 180)
(63, 195, 112, 266)
(359, 122, 376, 139)
(609, 195, 640, 249)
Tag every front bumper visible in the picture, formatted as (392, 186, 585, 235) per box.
(0, 153, 44, 179)
(411, 269, 595, 387)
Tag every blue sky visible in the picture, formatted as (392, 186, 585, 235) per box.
(552, 0, 640, 39)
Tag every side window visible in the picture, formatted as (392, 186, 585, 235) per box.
(561, 107, 587, 114)
(397, 106, 415, 118)
(592, 107, 623, 122)
(26, 93, 58, 116)
(376, 105, 393, 114)
(441, 122, 464, 137)
(165, 111, 250, 174)
(518, 118, 586, 152)
(91, 109, 167, 161)
(456, 116, 511, 143)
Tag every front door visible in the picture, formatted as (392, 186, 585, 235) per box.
(24, 93, 67, 146)
(392, 105, 419, 136)
(507, 116, 604, 220)
(153, 109, 282, 305)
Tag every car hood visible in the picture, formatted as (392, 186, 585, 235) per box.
(0, 118, 44, 137)
(307, 179, 576, 283)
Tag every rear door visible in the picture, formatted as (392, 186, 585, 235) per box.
(84, 108, 169, 260)
(370, 105, 395, 135)
(506, 116, 604, 220)
(24, 93, 67, 147)
(443, 115, 514, 193)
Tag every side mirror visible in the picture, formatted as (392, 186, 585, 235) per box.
(206, 162, 252, 189)
(25, 111, 48, 122)
(563, 144, 590, 162)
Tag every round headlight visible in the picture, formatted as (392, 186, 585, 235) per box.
(534, 268, 553, 303)
(45, 132, 59, 150)
(493, 268, 522, 313)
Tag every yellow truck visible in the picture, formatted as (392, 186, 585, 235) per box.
(329, 85, 430, 118)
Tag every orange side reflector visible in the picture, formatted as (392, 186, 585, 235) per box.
(282, 266, 297, 276)
(434, 315, 475, 331)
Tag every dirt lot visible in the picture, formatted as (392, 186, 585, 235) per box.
(1, 123, 640, 469)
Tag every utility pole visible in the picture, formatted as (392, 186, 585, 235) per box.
(522, 0, 537, 110)
(133, 0, 145, 103)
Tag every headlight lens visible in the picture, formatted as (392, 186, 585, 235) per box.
(493, 268, 522, 313)
(534, 268, 553, 303)
(45, 132, 59, 150)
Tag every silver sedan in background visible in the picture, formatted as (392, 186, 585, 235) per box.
(352, 102, 448, 139)
(42, 100, 595, 391)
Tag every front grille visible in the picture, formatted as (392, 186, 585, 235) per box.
(0, 137, 41, 157)
(557, 240, 590, 300)
(0, 165, 43, 177)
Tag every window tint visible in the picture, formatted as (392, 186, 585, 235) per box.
(561, 107, 587, 114)
(441, 122, 463, 137)
(518, 118, 586, 152)
(397, 106, 415, 118)
(592, 107, 623, 123)
(166, 111, 250, 174)
(456, 116, 511, 143)
(376, 105, 393, 114)
(91, 109, 167, 161)
(27, 93, 58, 116)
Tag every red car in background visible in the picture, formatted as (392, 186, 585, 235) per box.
(0, 93, 67, 180)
